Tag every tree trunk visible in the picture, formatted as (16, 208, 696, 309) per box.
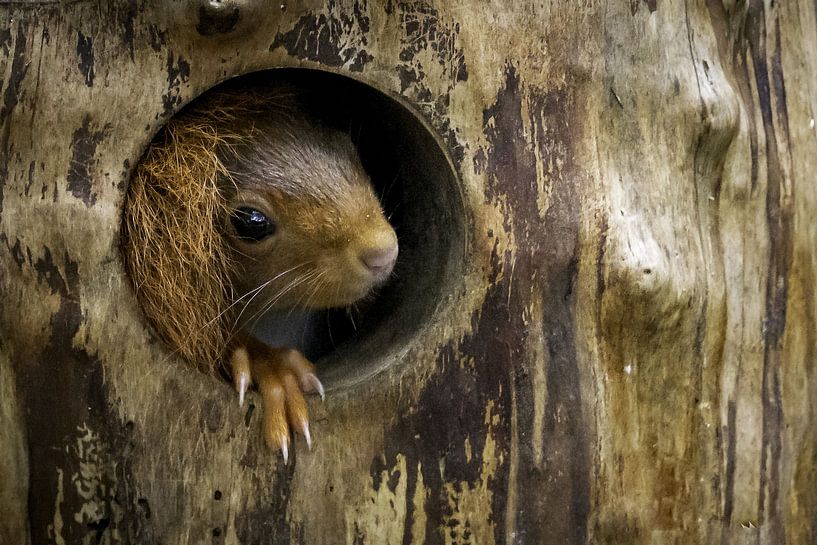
(1, 1, 816, 544)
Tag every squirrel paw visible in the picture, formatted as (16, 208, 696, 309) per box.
(229, 342, 324, 462)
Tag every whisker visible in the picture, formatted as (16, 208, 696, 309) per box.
(297, 270, 328, 313)
(297, 275, 329, 347)
(265, 269, 320, 311)
(326, 309, 335, 347)
(348, 307, 357, 332)
(226, 263, 313, 337)
(386, 201, 402, 222)
(284, 270, 324, 318)
(229, 281, 277, 338)
(241, 269, 320, 332)
(380, 172, 400, 204)
(206, 279, 272, 326)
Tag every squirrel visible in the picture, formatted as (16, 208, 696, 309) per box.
(121, 83, 398, 461)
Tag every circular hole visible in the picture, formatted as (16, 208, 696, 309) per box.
(122, 68, 465, 389)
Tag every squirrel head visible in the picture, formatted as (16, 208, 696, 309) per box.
(219, 109, 398, 323)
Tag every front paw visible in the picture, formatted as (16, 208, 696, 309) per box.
(229, 339, 324, 462)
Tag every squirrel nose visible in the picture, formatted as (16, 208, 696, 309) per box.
(359, 241, 398, 278)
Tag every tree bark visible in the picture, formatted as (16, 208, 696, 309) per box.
(1, 1, 816, 544)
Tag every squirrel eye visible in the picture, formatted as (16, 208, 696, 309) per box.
(230, 207, 276, 241)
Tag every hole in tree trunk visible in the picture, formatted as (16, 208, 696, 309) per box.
(123, 68, 465, 391)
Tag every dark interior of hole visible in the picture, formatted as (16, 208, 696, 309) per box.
(192, 69, 462, 383)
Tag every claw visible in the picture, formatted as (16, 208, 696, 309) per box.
(302, 373, 325, 400)
(237, 373, 250, 408)
(230, 346, 252, 408)
(235, 340, 322, 457)
(281, 434, 289, 464)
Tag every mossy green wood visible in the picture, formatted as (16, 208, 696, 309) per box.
(1, 1, 816, 544)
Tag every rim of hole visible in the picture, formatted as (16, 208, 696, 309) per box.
(126, 67, 467, 392)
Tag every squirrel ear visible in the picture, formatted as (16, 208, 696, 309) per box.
(191, 82, 305, 128)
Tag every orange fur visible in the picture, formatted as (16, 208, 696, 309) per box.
(122, 90, 287, 369)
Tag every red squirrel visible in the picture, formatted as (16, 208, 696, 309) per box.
(122, 84, 397, 461)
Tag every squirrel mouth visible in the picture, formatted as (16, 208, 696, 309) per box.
(329, 278, 385, 308)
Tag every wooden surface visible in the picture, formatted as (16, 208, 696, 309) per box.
(1, 1, 817, 543)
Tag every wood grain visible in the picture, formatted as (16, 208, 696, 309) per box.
(1, 1, 816, 543)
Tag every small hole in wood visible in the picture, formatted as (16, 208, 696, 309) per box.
(244, 403, 255, 427)
(137, 498, 151, 519)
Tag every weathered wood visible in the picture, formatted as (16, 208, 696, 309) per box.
(1, 1, 816, 544)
